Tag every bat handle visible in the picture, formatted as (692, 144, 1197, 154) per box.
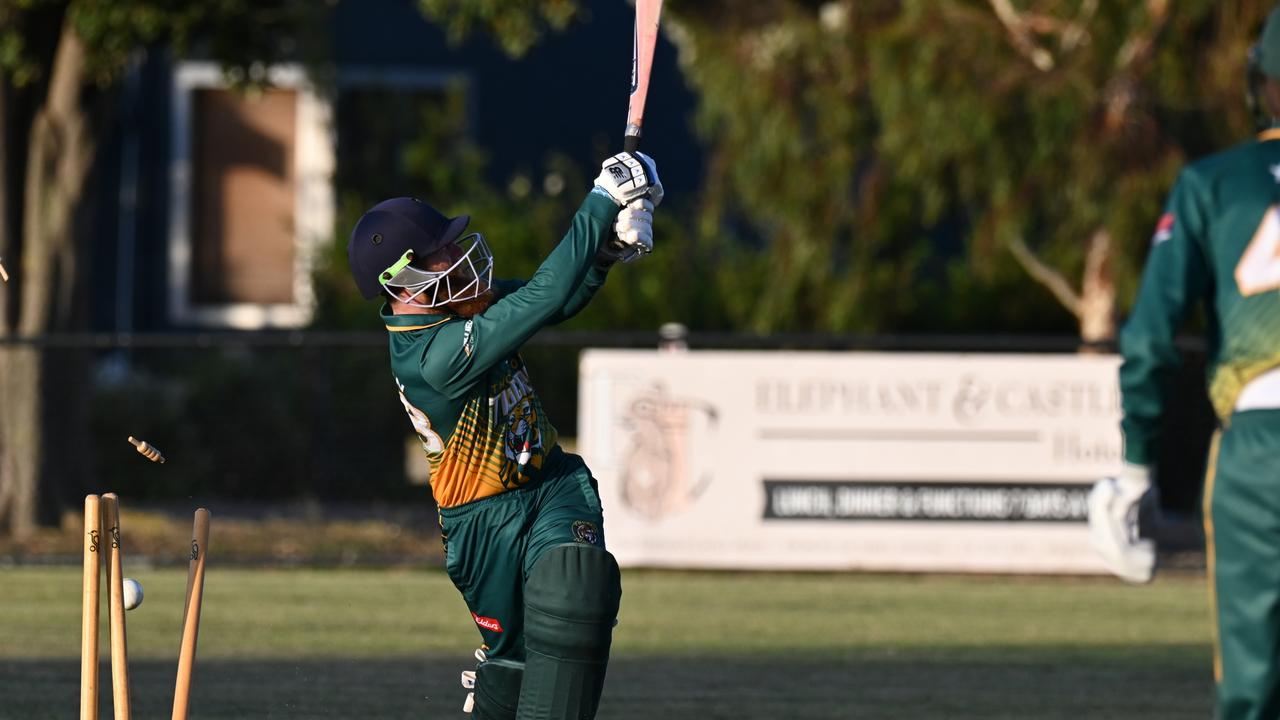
(624, 131, 641, 154)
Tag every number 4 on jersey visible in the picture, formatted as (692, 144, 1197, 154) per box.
(1237, 205, 1280, 296)
(396, 377, 445, 453)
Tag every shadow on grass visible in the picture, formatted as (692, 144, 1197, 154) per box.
(3, 649, 1212, 719)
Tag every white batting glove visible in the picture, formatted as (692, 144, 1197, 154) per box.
(592, 151, 663, 207)
(614, 198, 654, 262)
(597, 199, 655, 266)
(1087, 463, 1158, 584)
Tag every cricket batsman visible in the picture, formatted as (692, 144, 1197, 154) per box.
(1088, 7, 1280, 718)
(347, 152, 662, 719)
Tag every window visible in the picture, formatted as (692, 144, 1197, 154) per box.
(169, 63, 334, 328)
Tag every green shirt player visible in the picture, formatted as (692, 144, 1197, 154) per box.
(347, 151, 662, 720)
(1088, 7, 1280, 718)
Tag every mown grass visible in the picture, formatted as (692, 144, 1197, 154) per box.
(0, 567, 1214, 719)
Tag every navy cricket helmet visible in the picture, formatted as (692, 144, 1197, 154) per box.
(347, 198, 470, 299)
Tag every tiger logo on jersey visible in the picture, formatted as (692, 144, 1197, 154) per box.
(502, 398, 544, 469)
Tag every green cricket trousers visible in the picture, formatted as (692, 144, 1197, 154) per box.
(438, 448, 611, 661)
(1206, 408, 1280, 720)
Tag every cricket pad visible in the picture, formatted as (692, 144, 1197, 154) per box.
(475, 658, 524, 720)
(517, 543, 622, 719)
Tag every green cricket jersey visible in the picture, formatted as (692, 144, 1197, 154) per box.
(382, 192, 616, 508)
(1120, 129, 1280, 466)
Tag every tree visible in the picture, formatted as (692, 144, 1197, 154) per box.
(868, 0, 1268, 343)
(0, 1, 313, 537)
(660, 0, 1273, 340)
(419, 0, 1219, 337)
(416, 0, 581, 58)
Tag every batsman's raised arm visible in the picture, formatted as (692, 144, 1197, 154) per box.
(494, 263, 609, 327)
(418, 155, 660, 392)
(493, 151, 662, 326)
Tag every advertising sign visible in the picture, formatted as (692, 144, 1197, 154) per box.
(578, 351, 1123, 573)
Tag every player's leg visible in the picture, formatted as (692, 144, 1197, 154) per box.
(516, 457, 622, 719)
(440, 493, 534, 719)
(464, 652, 525, 719)
(1207, 409, 1280, 720)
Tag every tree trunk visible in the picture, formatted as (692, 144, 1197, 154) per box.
(1078, 227, 1117, 345)
(0, 25, 96, 537)
(1007, 226, 1117, 348)
(0, 76, 8, 304)
(0, 351, 41, 536)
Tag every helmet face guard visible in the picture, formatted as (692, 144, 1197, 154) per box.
(380, 232, 494, 309)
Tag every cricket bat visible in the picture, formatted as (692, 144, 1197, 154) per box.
(624, 0, 664, 152)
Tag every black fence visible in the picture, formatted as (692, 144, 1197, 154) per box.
(0, 330, 1215, 516)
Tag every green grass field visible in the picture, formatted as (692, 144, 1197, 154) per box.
(0, 567, 1214, 719)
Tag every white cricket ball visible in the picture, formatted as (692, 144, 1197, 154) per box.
(122, 578, 144, 611)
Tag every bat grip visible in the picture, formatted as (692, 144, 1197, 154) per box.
(624, 133, 641, 153)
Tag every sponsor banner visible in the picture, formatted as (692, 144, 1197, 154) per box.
(577, 350, 1123, 574)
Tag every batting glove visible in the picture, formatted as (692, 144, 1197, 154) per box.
(596, 198, 655, 266)
(1087, 463, 1158, 584)
(592, 151, 663, 207)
